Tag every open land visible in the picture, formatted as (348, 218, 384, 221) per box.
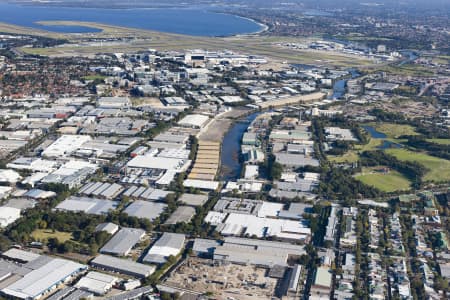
(355, 167, 412, 192)
(31, 229, 73, 243)
(386, 149, 450, 183)
(0, 21, 376, 68)
(369, 123, 419, 138)
(163, 257, 278, 300)
(427, 138, 450, 145)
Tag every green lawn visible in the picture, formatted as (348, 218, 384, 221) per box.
(386, 149, 450, 182)
(329, 123, 416, 163)
(31, 229, 73, 243)
(355, 168, 412, 192)
(328, 151, 360, 163)
(427, 139, 450, 145)
(366, 64, 435, 77)
(369, 123, 418, 138)
(328, 138, 383, 163)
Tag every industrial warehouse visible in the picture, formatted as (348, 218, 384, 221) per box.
(0, 12, 446, 300)
(0, 250, 87, 300)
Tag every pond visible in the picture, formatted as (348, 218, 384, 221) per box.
(363, 125, 403, 150)
(378, 140, 403, 150)
(363, 125, 387, 139)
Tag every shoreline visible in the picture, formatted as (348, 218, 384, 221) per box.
(1, 2, 268, 38)
(212, 12, 269, 36)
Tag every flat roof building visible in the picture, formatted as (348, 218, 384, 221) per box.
(165, 206, 196, 225)
(1, 248, 41, 263)
(288, 264, 302, 293)
(179, 193, 209, 206)
(55, 196, 118, 215)
(177, 114, 209, 129)
(194, 237, 306, 268)
(310, 267, 333, 299)
(91, 255, 155, 279)
(183, 179, 219, 191)
(75, 271, 119, 295)
(42, 135, 92, 158)
(97, 97, 131, 109)
(95, 222, 119, 235)
(142, 233, 185, 264)
(0, 207, 21, 228)
(100, 228, 145, 256)
(1, 257, 87, 300)
(127, 155, 191, 173)
(123, 201, 167, 222)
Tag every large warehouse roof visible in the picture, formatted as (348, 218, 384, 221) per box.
(75, 271, 118, 295)
(127, 155, 190, 172)
(179, 193, 209, 206)
(1, 258, 86, 300)
(177, 114, 209, 128)
(42, 135, 91, 158)
(91, 255, 155, 278)
(1, 248, 41, 263)
(124, 200, 167, 221)
(213, 237, 305, 268)
(165, 206, 196, 225)
(142, 233, 185, 264)
(100, 228, 145, 256)
(55, 196, 118, 215)
(0, 206, 21, 228)
(183, 179, 219, 190)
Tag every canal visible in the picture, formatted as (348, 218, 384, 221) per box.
(330, 69, 360, 99)
(219, 112, 260, 181)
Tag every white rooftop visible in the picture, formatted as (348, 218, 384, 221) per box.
(42, 135, 92, 158)
(177, 114, 209, 128)
(1, 258, 86, 299)
(127, 155, 190, 172)
(0, 206, 21, 227)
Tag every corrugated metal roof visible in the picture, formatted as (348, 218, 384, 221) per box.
(100, 228, 145, 256)
(91, 255, 155, 279)
(2, 258, 86, 299)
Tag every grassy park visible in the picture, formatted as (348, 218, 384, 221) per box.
(355, 167, 412, 192)
(427, 138, 450, 145)
(386, 149, 450, 182)
(370, 123, 418, 138)
(31, 229, 73, 243)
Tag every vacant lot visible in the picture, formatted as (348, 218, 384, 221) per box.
(31, 229, 73, 242)
(355, 167, 411, 192)
(163, 257, 277, 299)
(386, 149, 450, 182)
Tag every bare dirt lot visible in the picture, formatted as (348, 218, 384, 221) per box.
(163, 257, 277, 300)
(198, 108, 251, 142)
